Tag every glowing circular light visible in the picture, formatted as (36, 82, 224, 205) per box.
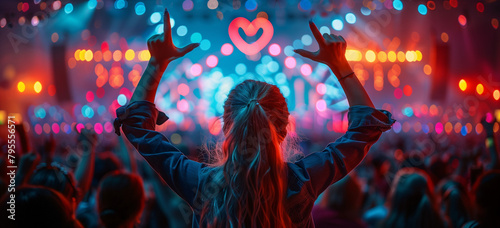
(269, 43, 281, 56)
(393, 122, 402, 133)
(150, 12, 161, 24)
(31, 16, 39, 26)
(299, 0, 312, 10)
(331, 19, 343, 31)
(183, 0, 194, 11)
(190, 63, 202, 76)
(476, 2, 484, 12)
(53, 1, 61, 10)
(177, 25, 188, 36)
(18, 82, 25, 92)
(393, 0, 403, 11)
(377, 51, 387, 62)
(397, 51, 406, 62)
(235, 63, 247, 75)
(117, 94, 127, 106)
(64, 3, 73, 14)
(301, 35, 312, 46)
(51, 123, 60, 134)
(200, 39, 211, 50)
(0, 18, 6, 28)
(155, 24, 164, 34)
(125, 49, 135, 61)
(190, 33, 202, 43)
(86, 91, 94, 102)
(493, 90, 500, 100)
(245, 0, 257, 11)
(114, 0, 126, 9)
(51, 33, 59, 43)
(459, 79, 467, 91)
(93, 123, 103, 134)
(423, 64, 432, 75)
(418, 4, 427, 15)
(135, 2, 146, 16)
(360, 7, 371, 16)
(345, 13, 356, 24)
(476, 83, 484, 95)
(394, 88, 403, 99)
(403, 85, 412, 96)
(458, 15, 467, 26)
(82, 105, 94, 118)
(316, 83, 327, 95)
(450, 0, 458, 8)
(492, 19, 499, 29)
(177, 83, 190, 96)
(88, 0, 97, 9)
(319, 26, 330, 35)
(221, 43, 233, 55)
(388, 51, 396, 62)
(113, 50, 122, 61)
(34, 81, 42, 93)
(177, 99, 189, 112)
(300, 64, 312, 76)
(284, 57, 296, 69)
(435, 122, 443, 134)
(206, 55, 218, 68)
(365, 50, 376, 62)
(316, 99, 327, 112)
(171, 133, 182, 144)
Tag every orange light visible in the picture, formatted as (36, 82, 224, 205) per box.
(345, 50, 362, 61)
(388, 51, 396, 62)
(34, 81, 42, 93)
(459, 79, 467, 91)
(494, 90, 500, 100)
(441, 32, 449, 42)
(476, 83, 484, 95)
(365, 50, 376, 62)
(397, 51, 406, 62)
(17, 81, 25, 92)
(423, 64, 432, 75)
(377, 51, 387, 62)
(113, 50, 122, 62)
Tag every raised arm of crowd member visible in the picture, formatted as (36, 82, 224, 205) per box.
(74, 129, 97, 200)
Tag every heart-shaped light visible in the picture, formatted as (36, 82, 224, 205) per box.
(228, 17, 274, 56)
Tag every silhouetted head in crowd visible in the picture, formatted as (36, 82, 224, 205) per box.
(472, 170, 500, 228)
(98, 172, 145, 228)
(92, 151, 123, 189)
(28, 162, 79, 207)
(437, 177, 472, 228)
(322, 174, 363, 219)
(381, 168, 444, 228)
(0, 186, 82, 228)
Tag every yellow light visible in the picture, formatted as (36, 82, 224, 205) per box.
(378, 51, 387, 62)
(113, 50, 122, 62)
(388, 51, 396, 62)
(345, 50, 362, 61)
(125, 49, 135, 61)
(34, 81, 42, 93)
(495, 109, 500, 122)
(74, 49, 80, 61)
(138, 50, 151, 61)
(79, 49, 86, 61)
(365, 50, 376, 62)
(405, 51, 416, 62)
(494, 90, 500, 100)
(459, 79, 467, 91)
(397, 51, 405, 62)
(17, 81, 25, 92)
(85, 50, 93, 62)
(476, 83, 484, 95)
(415, 50, 422, 61)
(423, 64, 432, 75)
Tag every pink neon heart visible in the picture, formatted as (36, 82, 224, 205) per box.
(228, 17, 274, 56)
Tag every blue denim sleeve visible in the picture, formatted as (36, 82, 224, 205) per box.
(289, 105, 395, 198)
(114, 101, 203, 206)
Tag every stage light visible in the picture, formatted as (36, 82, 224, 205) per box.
(360, 7, 371, 16)
(415, 50, 422, 61)
(200, 39, 211, 50)
(177, 99, 189, 112)
(492, 19, 499, 29)
(177, 83, 190, 96)
(494, 90, 500, 100)
(365, 50, 376, 62)
(245, 0, 257, 11)
(300, 64, 312, 76)
(388, 51, 396, 62)
(125, 49, 135, 61)
(423, 65, 432, 75)
(0, 18, 6, 28)
(454, 123, 462, 134)
(397, 51, 405, 62)
(301, 35, 312, 46)
(190, 32, 202, 43)
(52, 123, 60, 134)
(85, 50, 93, 61)
(207, 0, 218, 9)
(418, 4, 427, 15)
(117, 94, 127, 106)
(206, 55, 218, 68)
(284, 57, 296, 69)
(450, 0, 458, 8)
(235, 63, 246, 75)
(79, 49, 86, 61)
(345, 13, 356, 24)
(34, 81, 42, 93)
(88, 0, 97, 9)
(53, 1, 61, 11)
(378, 51, 387, 62)
(86, 91, 94, 102)
(183, 0, 194, 11)
(319, 26, 330, 35)
(115, 0, 126, 9)
(445, 122, 453, 134)
(316, 83, 326, 95)
(150, 12, 161, 24)
(221, 43, 233, 55)
(459, 79, 467, 91)
(476, 84, 484, 95)
(405, 51, 416, 62)
(177, 25, 188, 36)
(299, 0, 312, 10)
(138, 50, 150, 61)
(331, 19, 343, 31)
(345, 50, 362, 61)
(94, 123, 103, 134)
(51, 33, 59, 43)
(18, 82, 25, 92)
(135, 2, 146, 16)
(316, 99, 327, 112)
(403, 85, 412, 96)
(269, 43, 281, 56)
(476, 2, 484, 13)
(190, 63, 202, 76)
(458, 15, 467, 26)
(113, 50, 122, 61)
(393, 0, 403, 11)
(393, 122, 402, 133)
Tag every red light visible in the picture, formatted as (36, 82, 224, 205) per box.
(458, 15, 467, 26)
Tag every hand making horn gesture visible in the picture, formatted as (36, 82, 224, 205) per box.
(147, 9, 199, 71)
(294, 21, 353, 80)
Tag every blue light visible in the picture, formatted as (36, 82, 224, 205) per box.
(319, 26, 330, 35)
(267, 61, 279, 73)
(418, 4, 427, 15)
(190, 32, 202, 43)
(35, 107, 46, 119)
(150, 12, 161, 24)
(360, 7, 371, 16)
(82, 105, 94, 118)
(245, 0, 257, 11)
(299, 0, 311, 10)
(135, 2, 146, 15)
(115, 0, 126, 10)
(279, 85, 290, 97)
(345, 13, 356, 24)
(284, 46, 295, 56)
(393, 122, 402, 133)
(301, 34, 312, 46)
(332, 19, 343, 31)
(403, 107, 414, 117)
(200, 39, 211, 50)
(177, 25, 187, 36)
(170, 18, 175, 28)
(64, 3, 73, 14)
(461, 126, 467, 136)
(422, 124, 430, 134)
(117, 94, 127, 106)
(88, 0, 97, 9)
(235, 63, 247, 75)
(393, 0, 403, 11)
(155, 24, 164, 34)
